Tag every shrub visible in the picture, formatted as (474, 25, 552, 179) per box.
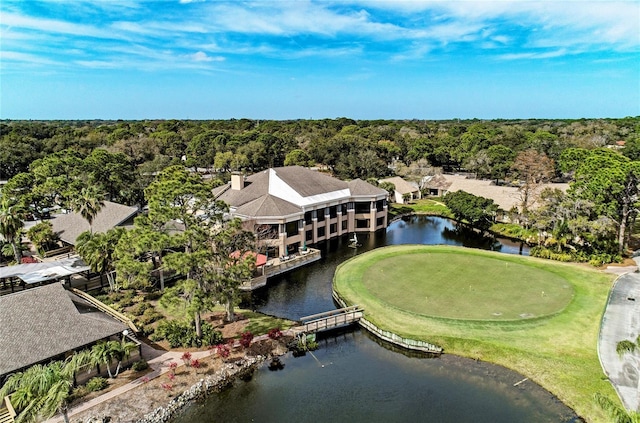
(130, 302, 150, 316)
(268, 328, 283, 340)
(138, 308, 162, 325)
(216, 344, 230, 358)
(86, 377, 109, 392)
(239, 331, 254, 348)
(154, 320, 222, 348)
(145, 291, 163, 301)
(132, 360, 149, 372)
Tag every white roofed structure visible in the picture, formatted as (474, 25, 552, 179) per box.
(217, 166, 388, 257)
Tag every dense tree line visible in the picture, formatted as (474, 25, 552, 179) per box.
(2, 117, 638, 184)
(1, 117, 640, 266)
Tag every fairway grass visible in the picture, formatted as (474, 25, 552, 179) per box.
(334, 245, 617, 422)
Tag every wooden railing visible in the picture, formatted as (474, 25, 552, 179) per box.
(68, 287, 139, 333)
(299, 305, 364, 333)
(0, 396, 16, 423)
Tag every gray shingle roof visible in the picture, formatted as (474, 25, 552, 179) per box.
(274, 166, 348, 197)
(50, 201, 139, 245)
(0, 284, 126, 378)
(234, 194, 301, 218)
(379, 177, 419, 195)
(348, 178, 388, 196)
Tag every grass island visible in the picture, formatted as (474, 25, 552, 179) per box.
(333, 245, 616, 422)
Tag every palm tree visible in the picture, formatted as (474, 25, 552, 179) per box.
(76, 228, 125, 291)
(0, 354, 88, 423)
(90, 340, 137, 378)
(594, 393, 640, 423)
(0, 198, 26, 263)
(70, 187, 105, 232)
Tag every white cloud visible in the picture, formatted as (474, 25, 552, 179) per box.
(498, 49, 568, 61)
(190, 51, 224, 62)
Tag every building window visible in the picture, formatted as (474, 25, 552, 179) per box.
(356, 219, 369, 229)
(317, 208, 325, 222)
(376, 200, 385, 212)
(317, 226, 326, 237)
(286, 221, 299, 236)
(330, 223, 337, 234)
(304, 211, 313, 225)
(340, 204, 348, 214)
(377, 217, 385, 226)
(355, 202, 370, 214)
(329, 206, 337, 218)
(306, 230, 313, 241)
(341, 220, 348, 230)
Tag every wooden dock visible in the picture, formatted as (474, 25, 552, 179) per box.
(241, 248, 322, 291)
(297, 305, 364, 334)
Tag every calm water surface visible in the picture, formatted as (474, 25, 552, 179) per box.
(173, 216, 580, 423)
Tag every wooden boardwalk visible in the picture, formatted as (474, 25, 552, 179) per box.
(298, 306, 364, 334)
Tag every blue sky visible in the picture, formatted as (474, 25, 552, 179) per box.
(1, 1, 639, 120)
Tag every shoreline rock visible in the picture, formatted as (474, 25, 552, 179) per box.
(136, 355, 265, 423)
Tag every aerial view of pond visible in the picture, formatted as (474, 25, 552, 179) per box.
(173, 216, 580, 423)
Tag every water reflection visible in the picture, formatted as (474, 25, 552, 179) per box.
(243, 216, 528, 320)
(173, 329, 579, 423)
(172, 217, 579, 423)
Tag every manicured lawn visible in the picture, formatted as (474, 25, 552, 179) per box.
(389, 198, 453, 219)
(334, 245, 616, 423)
(362, 251, 573, 320)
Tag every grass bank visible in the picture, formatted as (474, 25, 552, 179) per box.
(334, 245, 616, 422)
(389, 198, 453, 220)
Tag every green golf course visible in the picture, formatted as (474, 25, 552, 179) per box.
(333, 245, 617, 422)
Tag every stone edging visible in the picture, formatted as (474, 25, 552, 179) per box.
(136, 355, 265, 423)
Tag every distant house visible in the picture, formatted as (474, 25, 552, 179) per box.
(378, 176, 421, 204)
(0, 283, 128, 383)
(216, 166, 388, 257)
(50, 201, 139, 246)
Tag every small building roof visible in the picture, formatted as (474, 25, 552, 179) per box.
(378, 177, 420, 195)
(51, 201, 139, 245)
(0, 284, 126, 378)
(0, 256, 89, 283)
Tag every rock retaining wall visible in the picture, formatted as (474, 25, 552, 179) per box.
(136, 355, 265, 423)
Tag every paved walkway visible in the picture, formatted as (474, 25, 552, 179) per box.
(45, 333, 278, 423)
(45, 343, 210, 423)
(599, 259, 640, 411)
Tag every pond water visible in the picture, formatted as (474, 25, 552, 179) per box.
(172, 216, 580, 423)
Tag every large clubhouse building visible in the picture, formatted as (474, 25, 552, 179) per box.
(215, 166, 388, 257)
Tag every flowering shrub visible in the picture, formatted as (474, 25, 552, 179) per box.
(239, 331, 254, 349)
(167, 373, 175, 382)
(216, 344, 230, 358)
(168, 361, 177, 375)
(191, 359, 201, 370)
(161, 383, 173, 392)
(268, 328, 283, 340)
(181, 352, 192, 366)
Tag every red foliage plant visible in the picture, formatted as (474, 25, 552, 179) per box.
(268, 328, 283, 340)
(191, 359, 201, 369)
(216, 344, 230, 358)
(239, 331, 254, 348)
(181, 352, 192, 365)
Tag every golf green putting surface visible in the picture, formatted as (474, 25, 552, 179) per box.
(337, 245, 574, 321)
